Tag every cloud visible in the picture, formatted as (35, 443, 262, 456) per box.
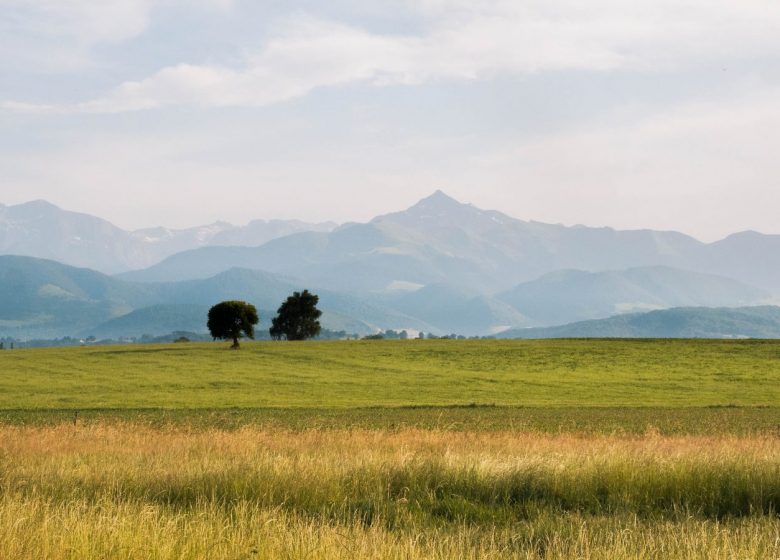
(2, 0, 153, 45)
(455, 85, 780, 239)
(4, 81, 779, 240)
(508, 87, 780, 191)
(0, 0, 233, 72)
(6, 0, 779, 113)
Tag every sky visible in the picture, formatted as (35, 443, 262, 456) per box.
(1, 0, 779, 241)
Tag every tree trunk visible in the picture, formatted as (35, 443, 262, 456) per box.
(231, 337, 240, 349)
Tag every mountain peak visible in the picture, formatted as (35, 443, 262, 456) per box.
(371, 190, 474, 225)
(415, 190, 463, 209)
(401, 190, 473, 218)
(7, 199, 63, 219)
(15, 199, 60, 211)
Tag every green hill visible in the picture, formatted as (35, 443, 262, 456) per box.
(0, 256, 429, 339)
(0, 256, 151, 338)
(84, 304, 212, 338)
(499, 306, 780, 339)
(2, 254, 777, 341)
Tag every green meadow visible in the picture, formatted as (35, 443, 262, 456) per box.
(1, 339, 779, 409)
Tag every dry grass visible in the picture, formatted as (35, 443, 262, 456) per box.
(2, 498, 779, 559)
(1, 424, 780, 558)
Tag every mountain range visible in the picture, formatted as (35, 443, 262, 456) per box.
(117, 191, 780, 296)
(497, 267, 768, 326)
(0, 256, 435, 339)
(1, 192, 778, 339)
(0, 200, 335, 273)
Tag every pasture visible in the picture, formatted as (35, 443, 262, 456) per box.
(1, 339, 779, 408)
(1, 340, 779, 559)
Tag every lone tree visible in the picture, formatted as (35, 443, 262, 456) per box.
(270, 290, 322, 341)
(207, 300, 259, 349)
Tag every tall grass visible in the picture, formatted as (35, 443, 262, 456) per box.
(1, 424, 779, 558)
(3, 405, 779, 435)
(1, 498, 778, 559)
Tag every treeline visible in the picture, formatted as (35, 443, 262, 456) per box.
(0, 329, 495, 349)
(0, 328, 362, 349)
(362, 330, 495, 341)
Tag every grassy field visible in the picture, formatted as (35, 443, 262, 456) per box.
(1, 406, 780, 435)
(2, 424, 780, 559)
(1, 339, 780, 558)
(1, 339, 779, 408)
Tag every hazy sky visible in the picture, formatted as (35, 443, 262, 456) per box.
(2, 1, 779, 240)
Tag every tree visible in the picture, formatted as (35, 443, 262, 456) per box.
(270, 290, 322, 341)
(207, 300, 259, 349)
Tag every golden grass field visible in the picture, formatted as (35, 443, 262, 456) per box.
(2, 423, 780, 559)
(2, 341, 780, 558)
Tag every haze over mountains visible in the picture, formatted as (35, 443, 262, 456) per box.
(0, 256, 434, 339)
(498, 306, 780, 340)
(498, 267, 768, 326)
(0, 192, 778, 340)
(0, 200, 336, 273)
(119, 191, 780, 295)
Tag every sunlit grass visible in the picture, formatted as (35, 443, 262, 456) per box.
(1, 339, 779, 408)
(2, 405, 779, 435)
(1, 424, 780, 559)
(2, 497, 778, 559)
(2, 340, 779, 558)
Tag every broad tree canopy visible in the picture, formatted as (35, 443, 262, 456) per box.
(270, 290, 322, 341)
(207, 300, 259, 349)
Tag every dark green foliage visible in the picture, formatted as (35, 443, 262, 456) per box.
(207, 301, 259, 348)
(269, 290, 322, 341)
(381, 329, 408, 339)
(362, 334, 384, 340)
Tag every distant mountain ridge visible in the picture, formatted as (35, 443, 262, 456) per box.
(0, 255, 772, 340)
(374, 283, 530, 335)
(84, 304, 211, 339)
(498, 306, 780, 339)
(6, 193, 780, 295)
(498, 266, 769, 326)
(0, 255, 435, 339)
(0, 200, 336, 273)
(117, 191, 780, 296)
(2, 192, 780, 340)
